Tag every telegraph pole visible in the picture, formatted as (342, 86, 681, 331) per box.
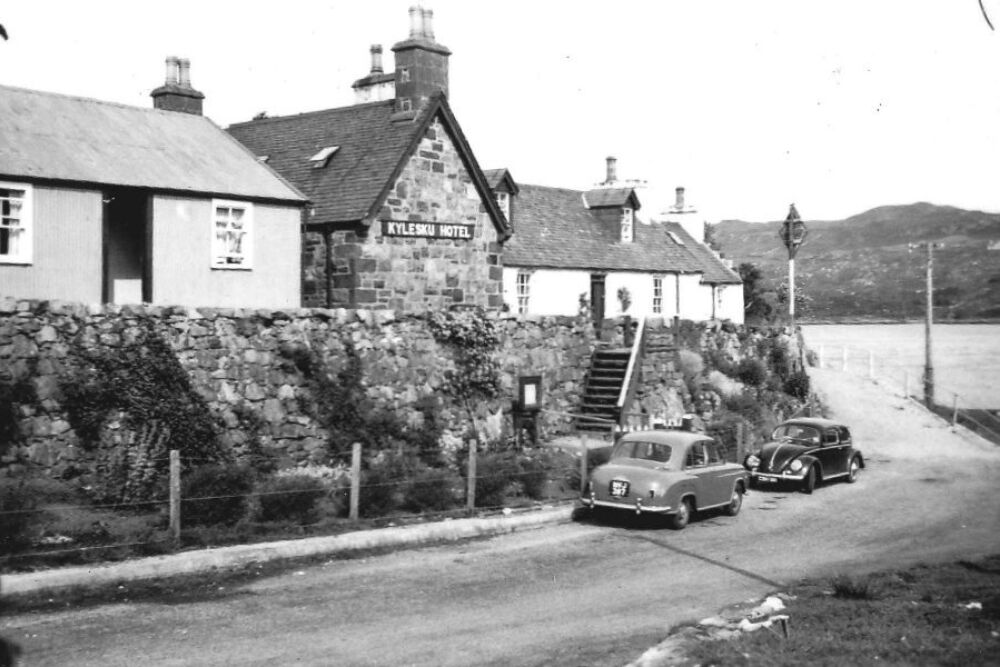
(923, 242, 934, 408)
(779, 204, 808, 329)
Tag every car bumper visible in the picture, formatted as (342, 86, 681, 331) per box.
(750, 470, 807, 483)
(580, 495, 673, 514)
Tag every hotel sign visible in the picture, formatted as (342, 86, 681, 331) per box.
(381, 220, 474, 240)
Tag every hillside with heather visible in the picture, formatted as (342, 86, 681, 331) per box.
(713, 203, 1000, 321)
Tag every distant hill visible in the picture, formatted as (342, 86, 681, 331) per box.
(714, 203, 1000, 321)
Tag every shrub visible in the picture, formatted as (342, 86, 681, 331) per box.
(181, 465, 255, 527)
(736, 357, 768, 387)
(707, 370, 742, 398)
(473, 451, 519, 508)
(784, 369, 811, 400)
(516, 452, 550, 500)
(832, 574, 881, 600)
(255, 474, 327, 524)
(403, 465, 461, 513)
(360, 452, 412, 518)
(0, 479, 39, 555)
(0, 375, 35, 461)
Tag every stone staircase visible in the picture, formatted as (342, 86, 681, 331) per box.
(577, 347, 631, 430)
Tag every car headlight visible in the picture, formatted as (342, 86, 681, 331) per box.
(788, 459, 803, 473)
(745, 454, 761, 469)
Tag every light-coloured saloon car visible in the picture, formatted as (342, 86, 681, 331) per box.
(580, 430, 749, 529)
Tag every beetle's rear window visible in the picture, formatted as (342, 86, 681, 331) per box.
(611, 440, 672, 463)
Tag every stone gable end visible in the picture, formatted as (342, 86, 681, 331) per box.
(306, 116, 503, 313)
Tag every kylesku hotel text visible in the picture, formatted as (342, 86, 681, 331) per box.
(381, 220, 474, 239)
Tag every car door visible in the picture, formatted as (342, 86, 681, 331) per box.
(684, 439, 731, 507)
(815, 427, 848, 476)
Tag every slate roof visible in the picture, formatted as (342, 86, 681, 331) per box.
(0, 85, 305, 203)
(504, 184, 741, 283)
(228, 94, 510, 237)
(483, 168, 519, 194)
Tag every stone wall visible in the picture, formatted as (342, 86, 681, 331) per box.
(0, 297, 594, 479)
(301, 118, 503, 313)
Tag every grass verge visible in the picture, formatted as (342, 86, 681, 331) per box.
(681, 555, 1000, 666)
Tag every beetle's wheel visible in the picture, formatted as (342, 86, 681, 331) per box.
(847, 457, 861, 483)
(801, 467, 816, 494)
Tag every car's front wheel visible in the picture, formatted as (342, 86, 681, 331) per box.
(847, 456, 861, 483)
(801, 467, 816, 494)
(669, 498, 693, 530)
(724, 486, 743, 516)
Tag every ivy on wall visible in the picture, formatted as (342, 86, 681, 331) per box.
(60, 319, 228, 503)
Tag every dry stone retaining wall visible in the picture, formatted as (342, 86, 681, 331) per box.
(0, 297, 595, 478)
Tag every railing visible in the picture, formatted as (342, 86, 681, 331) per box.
(813, 343, 1000, 444)
(616, 316, 647, 427)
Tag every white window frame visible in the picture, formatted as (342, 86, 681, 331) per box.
(516, 271, 531, 315)
(211, 200, 253, 270)
(652, 276, 663, 314)
(621, 207, 634, 243)
(495, 191, 510, 221)
(0, 182, 33, 265)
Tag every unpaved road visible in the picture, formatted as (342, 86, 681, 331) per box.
(3, 367, 1000, 666)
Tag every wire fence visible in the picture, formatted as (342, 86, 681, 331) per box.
(812, 343, 1000, 444)
(0, 441, 590, 568)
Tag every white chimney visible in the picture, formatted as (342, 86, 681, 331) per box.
(422, 8, 435, 40)
(408, 6, 423, 38)
(675, 186, 686, 210)
(177, 58, 192, 88)
(164, 56, 180, 86)
(605, 156, 618, 185)
(370, 44, 384, 74)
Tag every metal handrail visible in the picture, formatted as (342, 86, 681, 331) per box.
(616, 316, 647, 412)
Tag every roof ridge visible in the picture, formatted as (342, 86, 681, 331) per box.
(0, 83, 207, 120)
(228, 99, 395, 128)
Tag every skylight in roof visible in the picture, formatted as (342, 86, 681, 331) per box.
(309, 146, 340, 169)
(257, 155, 269, 163)
(667, 231, 685, 245)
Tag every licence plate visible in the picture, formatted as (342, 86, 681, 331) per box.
(757, 477, 776, 484)
(610, 480, 630, 497)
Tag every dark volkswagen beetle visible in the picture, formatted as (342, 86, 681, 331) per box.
(744, 417, 864, 494)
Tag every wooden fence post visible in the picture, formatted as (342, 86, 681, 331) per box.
(349, 442, 361, 521)
(169, 449, 180, 545)
(579, 433, 589, 495)
(952, 393, 959, 426)
(466, 440, 477, 510)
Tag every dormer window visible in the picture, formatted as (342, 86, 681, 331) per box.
(495, 191, 510, 221)
(309, 146, 339, 169)
(620, 207, 634, 243)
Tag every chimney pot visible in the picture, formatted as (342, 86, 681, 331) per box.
(178, 58, 192, 88)
(370, 44, 384, 74)
(675, 186, 686, 209)
(605, 156, 617, 185)
(164, 56, 180, 86)
(422, 8, 435, 40)
(408, 6, 422, 38)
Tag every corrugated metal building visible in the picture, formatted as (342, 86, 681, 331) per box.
(0, 58, 307, 308)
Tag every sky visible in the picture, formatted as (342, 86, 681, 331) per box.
(3, 1, 1000, 222)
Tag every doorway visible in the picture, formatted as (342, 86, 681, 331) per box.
(102, 188, 151, 304)
(590, 273, 606, 332)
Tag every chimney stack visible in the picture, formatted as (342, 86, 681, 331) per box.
(151, 55, 205, 115)
(369, 44, 384, 74)
(675, 186, 686, 210)
(605, 156, 618, 185)
(392, 4, 451, 115)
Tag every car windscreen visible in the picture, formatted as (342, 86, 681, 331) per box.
(771, 424, 821, 445)
(610, 440, 672, 463)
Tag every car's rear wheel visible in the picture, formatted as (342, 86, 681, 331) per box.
(801, 467, 816, 494)
(724, 486, 743, 516)
(847, 456, 861, 483)
(669, 498, 692, 530)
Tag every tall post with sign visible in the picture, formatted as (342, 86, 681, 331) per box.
(778, 204, 808, 329)
(924, 242, 935, 408)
